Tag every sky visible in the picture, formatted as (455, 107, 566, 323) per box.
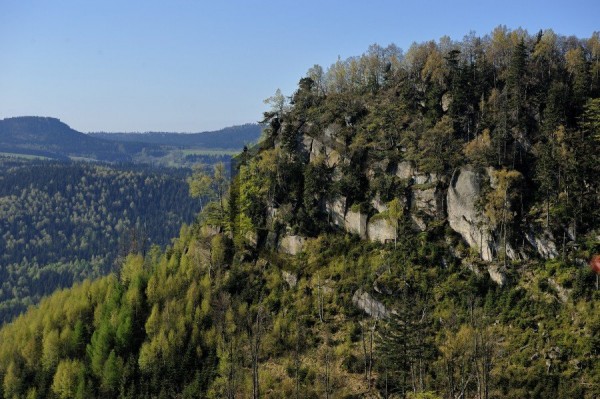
(1, 1, 598, 133)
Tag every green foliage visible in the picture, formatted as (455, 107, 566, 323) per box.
(1, 28, 600, 399)
(0, 158, 200, 324)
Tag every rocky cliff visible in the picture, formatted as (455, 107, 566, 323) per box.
(269, 125, 561, 267)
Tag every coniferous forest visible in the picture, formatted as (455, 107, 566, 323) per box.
(0, 27, 599, 398)
(0, 158, 201, 323)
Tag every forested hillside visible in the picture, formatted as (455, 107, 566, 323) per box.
(89, 124, 262, 150)
(0, 117, 142, 162)
(0, 27, 599, 399)
(0, 117, 261, 167)
(0, 158, 200, 323)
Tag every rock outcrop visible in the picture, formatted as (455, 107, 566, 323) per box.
(526, 230, 558, 259)
(370, 194, 388, 213)
(447, 166, 494, 261)
(395, 161, 444, 219)
(411, 184, 441, 217)
(352, 289, 389, 318)
(395, 161, 414, 180)
(367, 218, 396, 243)
(326, 197, 346, 228)
(325, 197, 368, 239)
(305, 136, 341, 167)
(487, 264, 507, 286)
(345, 208, 368, 239)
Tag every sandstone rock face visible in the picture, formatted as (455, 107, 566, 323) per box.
(345, 209, 368, 239)
(326, 197, 346, 228)
(301, 134, 314, 154)
(325, 197, 367, 238)
(526, 230, 558, 259)
(323, 123, 344, 144)
(309, 137, 342, 167)
(447, 166, 494, 261)
(411, 215, 427, 231)
(395, 162, 443, 218)
(414, 172, 438, 185)
(371, 194, 388, 213)
(487, 264, 506, 286)
(411, 186, 439, 216)
(396, 161, 414, 180)
(279, 235, 306, 255)
(352, 289, 389, 318)
(367, 218, 396, 243)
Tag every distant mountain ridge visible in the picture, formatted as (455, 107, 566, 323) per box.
(0, 116, 262, 165)
(89, 123, 262, 149)
(0, 116, 137, 162)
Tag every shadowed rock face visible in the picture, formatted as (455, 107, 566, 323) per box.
(526, 230, 558, 259)
(447, 166, 494, 261)
(326, 197, 347, 228)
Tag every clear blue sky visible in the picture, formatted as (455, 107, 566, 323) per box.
(1, 0, 598, 133)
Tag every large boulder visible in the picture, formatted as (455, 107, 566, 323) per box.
(367, 217, 396, 243)
(447, 166, 494, 261)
